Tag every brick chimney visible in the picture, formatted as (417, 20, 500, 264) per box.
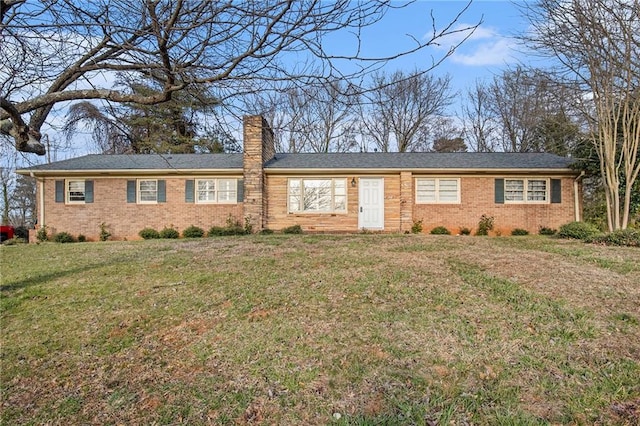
(242, 116, 275, 231)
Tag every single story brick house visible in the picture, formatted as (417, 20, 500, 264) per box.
(17, 115, 583, 240)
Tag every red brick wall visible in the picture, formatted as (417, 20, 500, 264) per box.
(39, 177, 243, 240)
(264, 173, 578, 234)
(413, 175, 578, 235)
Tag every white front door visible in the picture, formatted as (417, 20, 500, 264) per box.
(358, 178, 384, 230)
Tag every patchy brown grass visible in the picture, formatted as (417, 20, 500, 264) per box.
(1, 234, 639, 425)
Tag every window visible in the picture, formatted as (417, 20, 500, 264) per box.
(67, 180, 85, 203)
(138, 180, 158, 203)
(288, 178, 346, 213)
(415, 178, 460, 203)
(195, 179, 237, 203)
(505, 179, 548, 203)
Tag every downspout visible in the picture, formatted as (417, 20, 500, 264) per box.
(30, 172, 45, 228)
(574, 171, 585, 222)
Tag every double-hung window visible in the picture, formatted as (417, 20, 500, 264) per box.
(195, 178, 237, 203)
(138, 180, 158, 203)
(288, 178, 346, 213)
(415, 178, 460, 203)
(505, 179, 548, 203)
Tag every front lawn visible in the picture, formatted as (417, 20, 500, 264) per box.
(1, 235, 639, 425)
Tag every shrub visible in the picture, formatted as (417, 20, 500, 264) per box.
(557, 221, 601, 240)
(282, 224, 303, 234)
(207, 225, 245, 237)
(14, 226, 29, 240)
(430, 226, 451, 235)
(54, 232, 75, 243)
(511, 228, 529, 236)
(538, 226, 557, 236)
(259, 228, 274, 235)
(99, 222, 111, 241)
(475, 214, 495, 236)
(244, 216, 254, 234)
(77, 234, 87, 242)
(459, 227, 472, 236)
(160, 227, 180, 239)
(411, 219, 423, 234)
(591, 228, 640, 247)
(36, 226, 48, 242)
(182, 225, 204, 238)
(139, 227, 160, 239)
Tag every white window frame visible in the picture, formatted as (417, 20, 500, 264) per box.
(288, 178, 347, 213)
(504, 178, 549, 204)
(66, 179, 86, 204)
(138, 179, 158, 204)
(415, 178, 461, 204)
(195, 178, 237, 204)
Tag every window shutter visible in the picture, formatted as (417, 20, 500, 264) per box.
(157, 180, 166, 203)
(55, 180, 64, 203)
(85, 180, 94, 203)
(185, 180, 194, 203)
(127, 180, 136, 203)
(494, 179, 504, 204)
(237, 179, 244, 203)
(551, 179, 562, 203)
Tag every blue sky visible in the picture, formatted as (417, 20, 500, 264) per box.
(329, 0, 534, 97)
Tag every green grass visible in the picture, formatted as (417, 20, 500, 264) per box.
(1, 235, 639, 425)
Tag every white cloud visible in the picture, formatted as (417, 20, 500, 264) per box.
(429, 23, 519, 67)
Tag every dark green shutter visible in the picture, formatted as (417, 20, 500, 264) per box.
(157, 180, 166, 203)
(85, 180, 94, 203)
(185, 180, 194, 203)
(495, 179, 504, 204)
(551, 179, 562, 203)
(55, 180, 64, 203)
(237, 179, 244, 203)
(127, 180, 136, 203)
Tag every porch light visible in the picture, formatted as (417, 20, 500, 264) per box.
(351, 177, 357, 187)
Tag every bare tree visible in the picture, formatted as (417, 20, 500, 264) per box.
(361, 70, 455, 152)
(522, 0, 640, 230)
(1, 0, 480, 155)
(462, 80, 499, 152)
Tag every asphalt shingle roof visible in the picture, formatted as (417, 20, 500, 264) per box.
(18, 152, 575, 173)
(19, 153, 244, 171)
(265, 152, 574, 170)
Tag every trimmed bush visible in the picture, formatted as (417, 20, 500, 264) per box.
(282, 224, 303, 234)
(538, 226, 557, 236)
(511, 228, 529, 236)
(430, 226, 451, 235)
(459, 227, 472, 236)
(77, 234, 87, 242)
(557, 221, 601, 240)
(411, 220, 423, 234)
(591, 228, 640, 247)
(139, 227, 160, 239)
(53, 232, 75, 243)
(160, 227, 180, 239)
(207, 225, 245, 237)
(259, 228, 274, 235)
(182, 225, 204, 238)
